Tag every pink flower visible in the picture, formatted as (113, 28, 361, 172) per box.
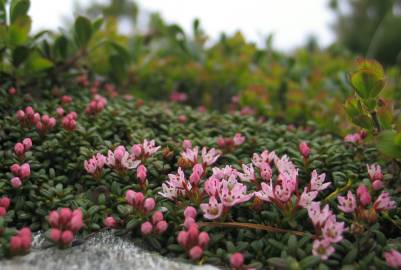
(189, 246, 203, 260)
(201, 147, 219, 166)
(216, 137, 226, 147)
(238, 164, 255, 182)
(59, 208, 73, 224)
(152, 211, 164, 224)
(85, 95, 107, 115)
(374, 192, 396, 211)
(131, 144, 142, 157)
(184, 217, 196, 229)
(141, 221, 153, 235)
(308, 202, 333, 228)
(10, 164, 20, 175)
(62, 113, 77, 131)
(8, 87, 17, 95)
(310, 170, 330, 191)
(177, 231, 189, 247)
(372, 180, 384, 190)
(61, 230, 74, 245)
(299, 141, 310, 159)
(22, 138, 32, 151)
(61, 95, 73, 104)
(367, 164, 383, 182)
(107, 146, 140, 171)
(233, 133, 245, 146)
(49, 228, 62, 242)
(19, 163, 30, 179)
(136, 165, 147, 183)
(144, 198, 156, 212)
(159, 168, 191, 200)
(84, 153, 106, 177)
(181, 146, 199, 164)
(56, 107, 64, 117)
(322, 218, 346, 243)
(48, 210, 60, 227)
(198, 232, 209, 247)
(219, 179, 252, 207)
(337, 191, 356, 213)
(10, 177, 22, 188)
(299, 188, 318, 208)
(200, 196, 223, 220)
(189, 164, 203, 186)
(0, 196, 10, 209)
(69, 213, 84, 233)
(14, 143, 25, 156)
(182, 139, 192, 150)
(9, 236, 22, 253)
(259, 162, 272, 181)
(230, 252, 244, 269)
(184, 206, 197, 219)
(356, 185, 371, 207)
(155, 220, 168, 234)
(204, 176, 220, 197)
(104, 216, 117, 228)
(169, 90, 188, 102)
(312, 239, 335, 260)
(142, 139, 160, 156)
(384, 250, 401, 269)
(344, 133, 362, 143)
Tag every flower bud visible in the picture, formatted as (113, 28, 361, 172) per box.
(48, 210, 60, 227)
(59, 208, 72, 225)
(61, 230, 74, 245)
(10, 164, 20, 175)
(198, 232, 209, 247)
(151, 211, 164, 224)
(141, 221, 153, 236)
(16, 110, 25, 120)
(189, 246, 203, 260)
(182, 139, 192, 150)
(125, 190, 136, 205)
(104, 216, 117, 228)
(0, 207, 6, 216)
(10, 236, 22, 252)
(56, 107, 64, 117)
(184, 217, 196, 229)
(14, 143, 25, 156)
(372, 180, 383, 191)
(22, 138, 32, 151)
(230, 252, 244, 269)
(144, 198, 156, 212)
(11, 177, 22, 188)
(184, 206, 197, 219)
(69, 214, 84, 233)
(8, 87, 17, 95)
(0, 197, 11, 209)
(299, 141, 310, 159)
(155, 220, 168, 234)
(136, 165, 147, 183)
(131, 144, 142, 157)
(19, 163, 30, 179)
(49, 228, 62, 242)
(177, 231, 189, 247)
(134, 192, 144, 206)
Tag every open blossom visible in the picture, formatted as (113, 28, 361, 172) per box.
(259, 162, 272, 181)
(373, 192, 396, 211)
(181, 146, 199, 164)
(310, 170, 330, 191)
(159, 168, 192, 200)
(219, 179, 252, 207)
(233, 133, 245, 146)
(367, 164, 383, 182)
(337, 191, 356, 213)
(384, 250, 401, 269)
(142, 139, 160, 156)
(201, 147, 219, 166)
(238, 163, 255, 182)
(312, 239, 335, 260)
(252, 150, 276, 167)
(322, 217, 346, 243)
(307, 202, 334, 228)
(107, 145, 140, 172)
(84, 153, 106, 177)
(298, 188, 318, 208)
(344, 132, 363, 143)
(200, 196, 224, 220)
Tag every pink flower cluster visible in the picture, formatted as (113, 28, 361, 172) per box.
(0, 196, 11, 217)
(61, 112, 77, 131)
(181, 146, 220, 167)
(61, 95, 73, 105)
(84, 140, 159, 181)
(16, 106, 40, 128)
(169, 90, 188, 103)
(85, 95, 107, 115)
(14, 138, 32, 158)
(337, 185, 395, 222)
(367, 164, 384, 190)
(384, 249, 401, 269)
(177, 209, 209, 260)
(84, 153, 106, 179)
(125, 189, 156, 215)
(47, 208, 84, 248)
(216, 133, 246, 150)
(10, 163, 31, 188)
(35, 114, 57, 134)
(140, 211, 168, 236)
(308, 203, 346, 260)
(344, 130, 367, 144)
(9, 227, 32, 255)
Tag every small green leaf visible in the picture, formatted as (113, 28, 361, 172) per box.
(10, 0, 30, 24)
(74, 16, 93, 47)
(26, 52, 53, 71)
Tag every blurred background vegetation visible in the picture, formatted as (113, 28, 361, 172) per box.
(1, 0, 401, 136)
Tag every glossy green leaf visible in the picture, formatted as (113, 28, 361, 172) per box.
(10, 0, 30, 24)
(74, 16, 93, 47)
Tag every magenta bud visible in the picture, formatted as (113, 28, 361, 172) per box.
(189, 246, 203, 260)
(182, 139, 192, 150)
(151, 211, 164, 224)
(48, 210, 60, 227)
(22, 138, 32, 151)
(177, 231, 189, 247)
(144, 198, 156, 212)
(104, 216, 117, 228)
(372, 180, 383, 191)
(131, 144, 142, 157)
(11, 177, 22, 188)
(230, 252, 244, 268)
(14, 143, 25, 156)
(198, 232, 209, 247)
(184, 206, 197, 219)
(59, 208, 72, 224)
(49, 228, 62, 242)
(61, 230, 74, 245)
(10, 164, 20, 175)
(299, 141, 310, 159)
(16, 110, 25, 120)
(141, 221, 153, 236)
(155, 220, 168, 234)
(125, 190, 136, 205)
(19, 163, 30, 179)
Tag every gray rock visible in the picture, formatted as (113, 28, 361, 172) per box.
(1, 231, 219, 270)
